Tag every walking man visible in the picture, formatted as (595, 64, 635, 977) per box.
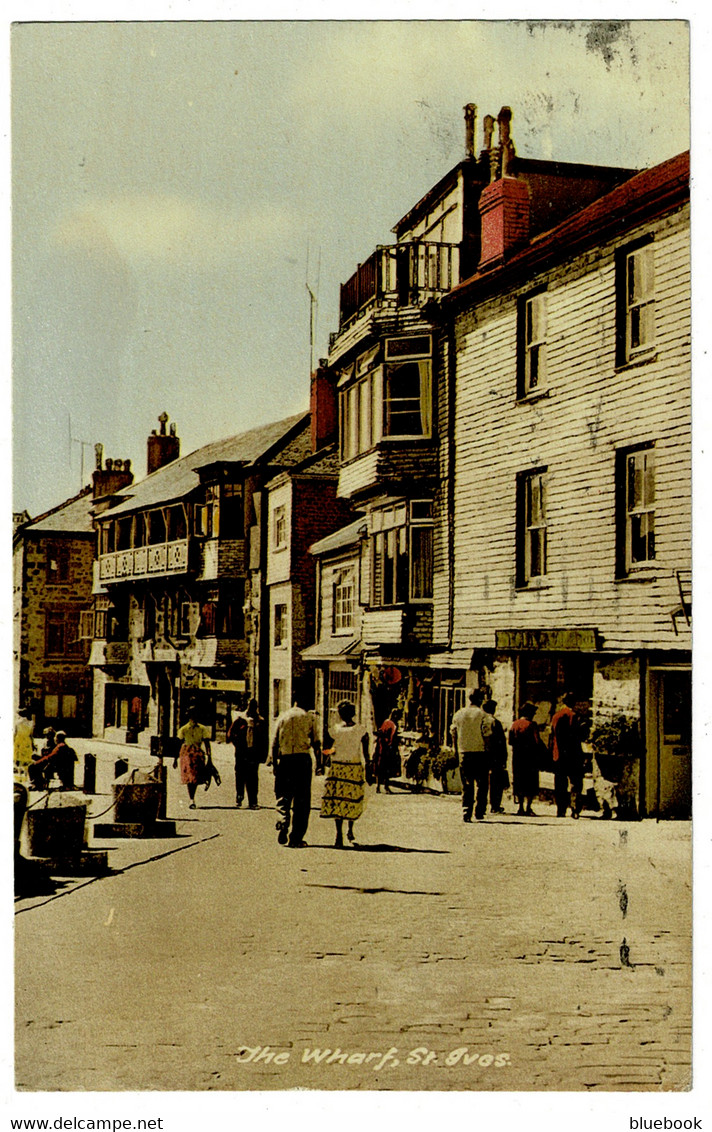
(482, 698, 508, 814)
(450, 689, 487, 822)
(270, 682, 322, 848)
(549, 691, 585, 818)
(228, 698, 266, 809)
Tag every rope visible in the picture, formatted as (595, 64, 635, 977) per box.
(15, 833, 221, 915)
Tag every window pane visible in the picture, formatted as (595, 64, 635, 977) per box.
(359, 377, 372, 450)
(383, 530, 395, 603)
(44, 695, 59, 718)
(396, 526, 409, 603)
(411, 526, 433, 599)
(372, 367, 383, 442)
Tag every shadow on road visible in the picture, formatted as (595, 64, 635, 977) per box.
(305, 882, 445, 896)
(304, 842, 448, 854)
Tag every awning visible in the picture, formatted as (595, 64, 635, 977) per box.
(302, 637, 363, 662)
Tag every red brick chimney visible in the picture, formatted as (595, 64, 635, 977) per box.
(147, 412, 180, 475)
(310, 366, 338, 452)
(477, 106, 530, 272)
(92, 444, 133, 500)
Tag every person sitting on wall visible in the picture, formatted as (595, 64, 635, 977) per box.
(49, 732, 78, 790)
(29, 730, 77, 790)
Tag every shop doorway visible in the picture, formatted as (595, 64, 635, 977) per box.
(647, 668, 691, 818)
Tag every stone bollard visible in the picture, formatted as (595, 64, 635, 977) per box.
(83, 752, 96, 794)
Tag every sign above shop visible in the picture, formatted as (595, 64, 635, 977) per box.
(495, 628, 598, 651)
(198, 675, 246, 692)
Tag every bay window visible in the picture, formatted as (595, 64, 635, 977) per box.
(370, 500, 433, 607)
(339, 336, 432, 460)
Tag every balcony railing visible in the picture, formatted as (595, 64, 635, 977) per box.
(338, 242, 459, 329)
(99, 538, 190, 582)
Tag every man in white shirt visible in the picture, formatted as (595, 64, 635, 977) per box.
(271, 682, 322, 848)
(450, 689, 489, 822)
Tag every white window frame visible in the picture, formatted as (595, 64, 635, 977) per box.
(625, 244, 656, 361)
(273, 504, 287, 551)
(523, 472, 547, 583)
(332, 567, 356, 633)
(625, 447, 656, 569)
(524, 292, 547, 394)
(273, 603, 288, 648)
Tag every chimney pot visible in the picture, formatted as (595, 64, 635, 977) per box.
(464, 103, 478, 159)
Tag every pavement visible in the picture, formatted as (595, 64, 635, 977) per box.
(14, 744, 691, 1092)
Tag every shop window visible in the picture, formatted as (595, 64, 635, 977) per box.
(517, 290, 547, 397)
(43, 692, 77, 722)
(516, 470, 548, 586)
(616, 238, 656, 366)
(332, 568, 355, 633)
(617, 444, 656, 574)
(274, 603, 288, 647)
(46, 542, 70, 584)
(327, 669, 359, 735)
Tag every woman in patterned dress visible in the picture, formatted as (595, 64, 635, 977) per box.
(175, 712, 212, 809)
(320, 701, 369, 848)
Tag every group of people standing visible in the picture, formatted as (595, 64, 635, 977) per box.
(450, 689, 587, 822)
(172, 684, 588, 846)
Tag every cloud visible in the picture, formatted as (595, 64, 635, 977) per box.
(54, 194, 300, 266)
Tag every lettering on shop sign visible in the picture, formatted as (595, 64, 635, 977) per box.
(495, 628, 598, 651)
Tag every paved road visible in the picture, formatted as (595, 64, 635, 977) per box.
(15, 749, 691, 1092)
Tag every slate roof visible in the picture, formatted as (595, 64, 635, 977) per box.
(100, 413, 309, 518)
(19, 487, 95, 536)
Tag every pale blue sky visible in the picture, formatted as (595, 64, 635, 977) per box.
(12, 19, 690, 515)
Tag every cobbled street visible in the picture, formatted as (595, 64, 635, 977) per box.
(15, 745, 691, 1092)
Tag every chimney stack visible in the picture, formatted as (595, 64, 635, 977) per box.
(147, 412, 180, 475)
(92, 452, 133, 500)
(477, 105, 530, 272)
(310, 365, 338, 453)
(464, 103, 478, 159)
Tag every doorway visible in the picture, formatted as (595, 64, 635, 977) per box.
(647, 668, 691, 818)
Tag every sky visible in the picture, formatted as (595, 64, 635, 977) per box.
(11, 18, 691, 516)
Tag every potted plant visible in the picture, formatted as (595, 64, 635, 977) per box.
(590, 714, 641, 818)
(431, 746, 460, 793)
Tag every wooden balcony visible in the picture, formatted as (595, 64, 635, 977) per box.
(336, 242, 459, 331)
(99, 538, 190, 583)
